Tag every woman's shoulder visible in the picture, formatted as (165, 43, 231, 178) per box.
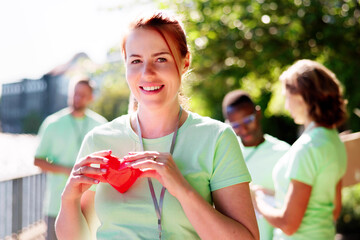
(186, 111, 230, 131)
(303, 127, 341, 146)
(87, 114, 131, 136)
(292, 127, 343, 157)
(183, 111, 235, 138)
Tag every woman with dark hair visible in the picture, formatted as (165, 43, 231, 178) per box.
(55, 10, 259, 240)
(252, 59, 347, 240)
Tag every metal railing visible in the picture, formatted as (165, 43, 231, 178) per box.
(0, 173, 46, 240)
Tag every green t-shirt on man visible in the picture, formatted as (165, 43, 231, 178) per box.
(35, 108, 107, 217)
(240, 134, 290, 240)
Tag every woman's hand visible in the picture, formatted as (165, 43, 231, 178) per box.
(61, 150, 110, 202)
(250, 184, 275, 212)
(123, 151, 191, 198)
(56, 150, 110, 240)
(250, 184, 275, 196)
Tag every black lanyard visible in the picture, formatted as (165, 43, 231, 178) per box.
(135, 108, 182, 240)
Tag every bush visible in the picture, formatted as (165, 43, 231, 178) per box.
(337, 183, 360, 235)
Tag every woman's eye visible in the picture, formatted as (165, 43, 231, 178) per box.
(130, 59, 141, 64)
(157, 58, 167, 62)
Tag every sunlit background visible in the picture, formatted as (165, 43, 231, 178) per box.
(0, 0, 155, 85)
(1, 0, 359, 239)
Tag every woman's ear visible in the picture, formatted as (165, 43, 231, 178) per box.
(255, 105, 262, 120)
(182, 52, 190, 74)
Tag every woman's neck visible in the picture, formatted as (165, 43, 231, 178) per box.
(303, 119, 327, 132)
(132, 103, 187, 139)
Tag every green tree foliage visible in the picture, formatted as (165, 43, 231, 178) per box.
(157, 0, 360, 142)
(91, 52, 130, 121)
(337, 183, 360, 235)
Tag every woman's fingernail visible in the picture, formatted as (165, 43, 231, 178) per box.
(94, 180, 99, 184)
(101, 169, 107, 173)
(103, 158, 109, 162)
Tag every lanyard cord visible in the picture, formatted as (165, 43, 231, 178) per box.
(136, 107, 183, 240)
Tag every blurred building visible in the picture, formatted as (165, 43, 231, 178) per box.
(0, 52, 99, 133)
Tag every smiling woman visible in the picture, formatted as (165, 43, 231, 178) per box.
(55, 10, 259, 240)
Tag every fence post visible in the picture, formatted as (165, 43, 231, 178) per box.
(12, 178, 23, 235)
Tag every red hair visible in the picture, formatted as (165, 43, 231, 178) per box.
(121, 10, 189, 76)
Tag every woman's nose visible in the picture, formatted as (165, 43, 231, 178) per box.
(142, 61, 155, 77)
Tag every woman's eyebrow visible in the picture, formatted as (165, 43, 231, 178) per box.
(152, 51, 171, 57)
(129, 54, 141, 58)
(128, 51, 171, 58)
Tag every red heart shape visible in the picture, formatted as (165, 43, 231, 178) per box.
(85, 153, 142, 193)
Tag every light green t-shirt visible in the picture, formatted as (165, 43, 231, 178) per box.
(272, 126, 347, 240)
(35, 108, 107, 217)
(240, 134, 290, 240)
(78, 111, 251, 240)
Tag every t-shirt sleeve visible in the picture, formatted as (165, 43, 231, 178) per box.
(76, 131, 95, 163)
(35, 120, 52, 161)
(287, 145, 317, 186)
(210, 126, 251, 191)
(77, 131, 98, 191)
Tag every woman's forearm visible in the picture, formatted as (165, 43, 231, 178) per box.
(255, 180, 311, 235)
(333, 179, 342, 221)
(55, 198, 93, 240)
(255, 195, 286, 230)
(177, 184, 259, 240)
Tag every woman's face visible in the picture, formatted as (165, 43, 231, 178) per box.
(125, 28, 188, 110)
(281, 80, 309, 125)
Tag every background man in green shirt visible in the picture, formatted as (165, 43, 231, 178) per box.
(34, 77, 107, 240)
(222, 90, 290, 240)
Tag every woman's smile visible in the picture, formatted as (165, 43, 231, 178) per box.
(140, 85, 165, 94)
(125, 28, 182, 109)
